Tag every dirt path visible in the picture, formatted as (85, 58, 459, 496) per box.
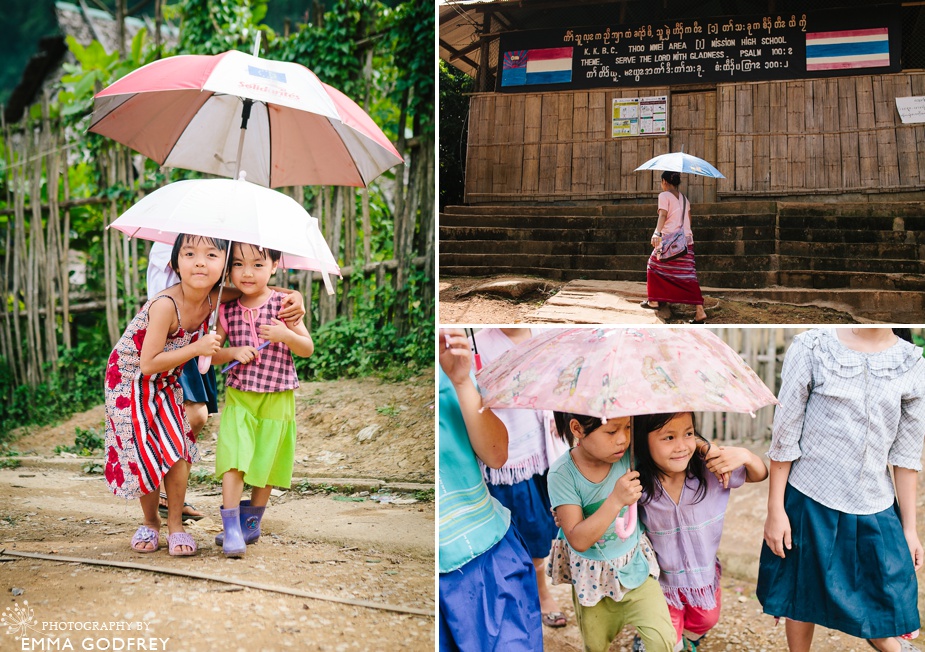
(0, 372, 435, 652)
(439, 276, 859, 325)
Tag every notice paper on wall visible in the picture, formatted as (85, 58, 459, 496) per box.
(895, 96, 925, 124)
(612, 96, 667, 138)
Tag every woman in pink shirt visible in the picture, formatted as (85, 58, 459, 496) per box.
(640, 171, 708, 324)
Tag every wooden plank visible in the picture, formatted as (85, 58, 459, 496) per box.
(588, 91, 607, 193)
(521, 95, 542, 193)
(571, 92, 589, 195)
(704, 90, 718, 202)
(538, 95, 558, 194)
(822, 79, 840, 189)
(491, 94, 511, 197)
(555, 93, 573, 193)
(787, 83, 806, 190)
(509, 94, 526, 195)
(716, 85, 735, 189)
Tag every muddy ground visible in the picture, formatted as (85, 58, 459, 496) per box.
(439, 276, 858, 325)
(0, 371, 435, 652)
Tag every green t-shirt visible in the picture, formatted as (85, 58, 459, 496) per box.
(547, 450, 651, 589)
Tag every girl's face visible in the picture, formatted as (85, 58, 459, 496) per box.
(175, 237, 226, 289)
(575, 416, 632, 464)
(230, 244, 278, 296)
(647, 413, 697, 476)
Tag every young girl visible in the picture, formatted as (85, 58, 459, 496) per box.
(757, 328, 925, 652)
(547, 411, 675, 652)
(633, 412, 767, 651)
(105, 234, 226, 556)
(211, 242, 314, 557)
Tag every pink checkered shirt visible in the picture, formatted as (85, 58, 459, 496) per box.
(219, 292, 299, 393)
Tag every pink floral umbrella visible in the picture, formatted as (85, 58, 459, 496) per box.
(476, 327, 778, 539)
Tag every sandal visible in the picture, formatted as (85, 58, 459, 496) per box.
(130, 525, 160, 554)
(167, 532, 198, 557)
(158, 493, 205, 521)
(689, 318, 707, 325)
(542, 611, 567, 628)
(867, 639, 918, 652)
(639, 300, 659, 310)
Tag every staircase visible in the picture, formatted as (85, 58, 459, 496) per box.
(439, 201, 925, 321)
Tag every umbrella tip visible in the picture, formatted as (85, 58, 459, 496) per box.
(238, 170, 247, 181)
(253, 31, 262, 57)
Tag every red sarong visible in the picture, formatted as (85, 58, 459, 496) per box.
(646, 242, 704, 306)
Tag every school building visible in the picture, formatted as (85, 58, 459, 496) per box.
(439, 0, 925, 321)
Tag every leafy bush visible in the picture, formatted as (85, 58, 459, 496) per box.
(54, 426, 104, 456)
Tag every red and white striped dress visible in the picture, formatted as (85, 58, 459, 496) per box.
(104, 295, 204, 499)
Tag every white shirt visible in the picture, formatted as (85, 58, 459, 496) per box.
(146, 242, 179, 298)
(769, 328, 925, 514)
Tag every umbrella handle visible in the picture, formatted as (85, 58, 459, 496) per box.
(614, 503, 638, 541)
(197, 328, 218, 374)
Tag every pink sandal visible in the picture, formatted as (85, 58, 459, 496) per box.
(167, 532, 197, 556)
(130, 526, 160, 553)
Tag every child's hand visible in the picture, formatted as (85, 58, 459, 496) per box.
(703, 446, 748, 488)
(231, 346, 260, 365)
(612, 469, 642, 507)
(278, 292, 305, 326)
(259, 318, 290, 343)
(439, 329, 473, 385)
(763, 508, 792, 559)
(905, 529, 924, 571)
(196, 332, 222, 357)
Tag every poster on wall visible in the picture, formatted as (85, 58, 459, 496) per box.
(612, 96, 668, 137)
(496, 5, 901, 93)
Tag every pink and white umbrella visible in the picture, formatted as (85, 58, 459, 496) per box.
(89, 49, 403, 188)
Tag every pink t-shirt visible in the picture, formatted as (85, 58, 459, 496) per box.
(658, 191, 692, 241)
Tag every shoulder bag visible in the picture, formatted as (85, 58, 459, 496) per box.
(657, 194, 689, 262)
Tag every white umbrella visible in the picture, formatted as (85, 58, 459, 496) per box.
(635, 151, 725, 178)
(109, 177, 340, 294)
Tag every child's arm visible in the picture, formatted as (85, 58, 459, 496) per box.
(556, 469, 641, 553)
(210, 319, 259, 366)
(703, 445, 768, 483)
(894, 466, 923, 571)
(139, 299, 221, 375)
(259, 318, 314, 358)
(763, 459, 793, 559)
(440, 328, 508, 468)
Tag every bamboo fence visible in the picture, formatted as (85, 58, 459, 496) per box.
(0, 109, 433, 390)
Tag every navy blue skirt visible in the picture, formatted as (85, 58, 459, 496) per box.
(178, 358, 218, 414)
(487, 471, 558, 559)
(756, 484, 920, 638)
(439, 526, 542, 652)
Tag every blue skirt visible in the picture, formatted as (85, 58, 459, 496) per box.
(487, 471, 558, 559)
(178, 358, 218, 414)
(756, 484, 920, 638)
(439, 526, 542, 652)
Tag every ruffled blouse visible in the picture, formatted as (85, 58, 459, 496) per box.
(769, 328, 925, 514)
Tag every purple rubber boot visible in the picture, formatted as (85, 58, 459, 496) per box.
(215, 501, 266, 546)
(220, 507, 246, 557)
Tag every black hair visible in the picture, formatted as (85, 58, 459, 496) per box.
(169, 234, 230, 280)
(892, 328, 913, 343)
(633, 412, 708, 506)
(661, 170, 682, 187)
(232, 242, 282, 264)
(552, 411, 604, 447)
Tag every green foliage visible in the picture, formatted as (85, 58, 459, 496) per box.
(0, 458, 21, 470)
(174, 0, 266, 55)
(54, 426, 105, 457)
(386, 1, 434, 135)
(0, 336, 108, 439)
(295, 267, 433, 380)
(439, 61, 473, 209)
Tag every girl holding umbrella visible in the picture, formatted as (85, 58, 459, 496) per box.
(640, 171, 708, 324)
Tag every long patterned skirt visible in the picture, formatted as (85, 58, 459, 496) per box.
(646, 243, 704, 306)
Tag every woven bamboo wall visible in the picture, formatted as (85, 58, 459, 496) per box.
(464, 71, 925, 205)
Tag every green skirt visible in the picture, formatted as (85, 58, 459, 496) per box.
(216, 387, 296, 489)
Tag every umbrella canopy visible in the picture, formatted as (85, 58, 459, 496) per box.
(635, 151, 725, 178)
(109, 178, 340, 294)
(89, 50, 403, 188)
(477, 327, 776, 419)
